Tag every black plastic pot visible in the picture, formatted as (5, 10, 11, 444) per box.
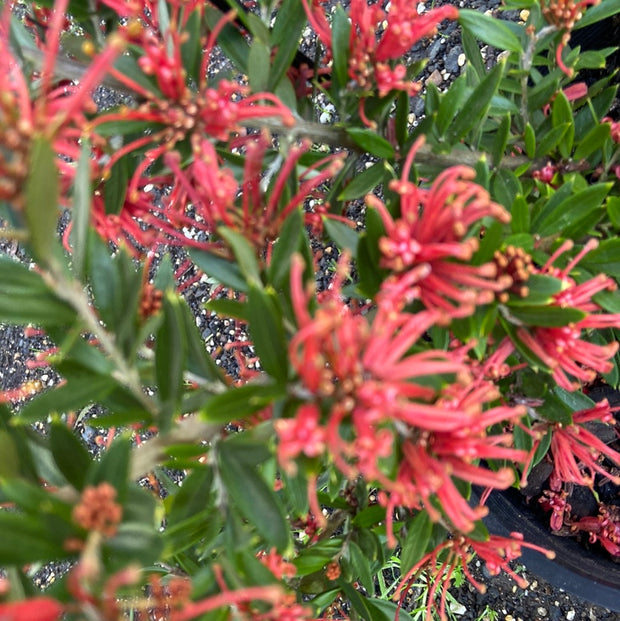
(481, 486, 620, 612)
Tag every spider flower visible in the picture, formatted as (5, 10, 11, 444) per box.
(513, 240, 620, 391)
(302, 0, 458, 95)
(367, 138, 512, 319)
(547, 400, 620, 488)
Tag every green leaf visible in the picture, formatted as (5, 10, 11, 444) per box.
(268, 207, 303, 288)
(491, 114, 511, 167)
(95, 118, 160, 137)
(180, 9, 202, 83)
(339, 161, 386, 201)
(113, 51, 161, 95)
(269, 0, 306, 90)
(218, 440, 290, 551)
(537, 391, 573, 425)
(205, 7, 249, 73)
(532, 183, 611, 237)
(510, 195, 530, 234)
(70, 139, 92, 281)
(461, 26, 486, 80)
(0, 257, 75, 327)
(581, 238, 620, 280)
(514, 273, 562, 305)
(103, 153, 130, 215)
(573, 123, 611, 161)
(364, 598, 415, 621)
(348, 541, 373, 594)
(200, 383, 285, 424)
(524, 122, 536, 158)
(50, 423, 92, 490)
(16, 375, 116, 424)
(0, 430, 20, 479)
(551, 91, 574, 157)
(345, 128, 395, 159)
(189, 248, 248, 291)
(400, 511, 432, 576)
(459, 10, 522, 53)
(218, 227, 262, 287)
(247, 286, 288, 382)
(104, 521, 163, 569)
(535, 123, 570, 158)
(25, 136, 59, 262)
(507, 305, 586, 327)
(205, 298, 249, 322)
(248, 40, 271, 93)
(447, 60, 505, 143)
(322, 218, 359, 258)
(156, 293, 188, 431)
(573, 1, 620, 30)
(331, 4, 351, 90)
(88, 435, 132, 502)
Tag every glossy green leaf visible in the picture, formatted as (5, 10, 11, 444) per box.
(0, 257, 75, 326)
(447, 60, 504, 143)
(574, 1, 620, 30)
(512, 274, 562, 305)
(269, 0, 306, 90)
(218, 227, 262, 287)
(0, 431, 20, 479)
(248, 40, 270, 93)
(103, 154, 130, 215)
(536, 391, 573, 425)
(536, 123, 570, 158)
(218, 440, 290, 551)
(524, 122, 536, 158)
(205, 298, 249, 322)
(581, 238, 620, 279)
(339, 161, 386, 201)
(189, 248, 248, 292)
(16, 375, 116, 424)
(331, 4, 351, 90)
(25, 136, 59, 262)
(50, 423, 92, 490)
(532, 183, 611, 237)
(400, 510, 432, 576)
(268, 207, 303, 288)
(322, 218, 359, 258)
(348, 541, 373, 594)
(156, 293, 188, 431)
(247, 285, 288, 383)
(573, 123, 611, 160)
(364, 598, 416, 621)
(507, 305, 585, 327)
(551, 91, 574, 157)
(180, 9, 202, 82)
(491, 114, 511, 167)
(461, 26, 486, 80)
(345, 128, 395, 159)
(200, 383, 285, 424)
(459, 10, 522, 53)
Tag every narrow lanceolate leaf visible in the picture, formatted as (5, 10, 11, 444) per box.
(269, 0, 306, 90)
(70, 139, 92, 281)
(218, 440, 290, 551)
(332, 4, 351, 89)
(400, 511, 433, 575)
(218, 227, 262, 288)
(459, 10, 522, 53)
(247, 285, 288, 383)
(506, 305, 586, 328)
(446, 60, 504, 143)
(200, 383, 285, 424)
(338, 161, 386, 201)
(155, 293, 188, 432)
(346, 128, 395, 159)
(50, 423, 92, 490)
(25, 136, 59, 263)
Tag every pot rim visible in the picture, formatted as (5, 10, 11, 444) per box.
(481, 486, 620, 612)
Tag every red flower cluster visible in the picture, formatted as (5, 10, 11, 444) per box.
(282, 252, 527, 545)
(514, 240, 620, 391)
(367, 138, 512, 319)
(302, 0, 458, 96)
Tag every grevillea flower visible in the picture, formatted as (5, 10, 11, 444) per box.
(161, 133, 345, 258)
(286, 254, 527, 542)
(366, 138, 512, 319)
(513, 240, 620, 391)
(0, 597, 63, 621)
(541, 0, 601, 76)
(545, 400, 620, 488)
(571, 505, 620, 557)
(302, 0, 458, 96)
(395, 531, 554, 621)
(72, 482, 123, 537)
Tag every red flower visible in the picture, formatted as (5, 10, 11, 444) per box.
(0, 598, 63, 621)
(513, 240, 620, 391)
(367, 138, 512, 319)
(302, 0, 458, 95)
(546, 400, 620, 488)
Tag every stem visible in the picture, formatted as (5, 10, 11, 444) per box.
(42, 260, 159, 418)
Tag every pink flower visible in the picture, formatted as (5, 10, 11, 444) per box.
(367, 138, 512, 318)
